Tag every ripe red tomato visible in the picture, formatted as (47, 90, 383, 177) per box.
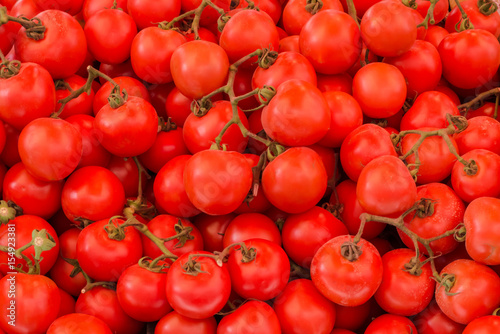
(463, 315, 500, 333)
(223, 213, 281, 248)
(93, 76, 151, 115)
(217, 300, 281, 334)
(166, 251, 231, 319)
(352, 62, 407, 118)
(413, 299, 466, 334)
(274, 279, 336, 334)
(55, 75, 94, 119)
(262, 147, 327, 214)
(127, 0, 181, 30)
(84, 9, 137, 64)
(454, 116, 500, 156)
(445, 0, 500, 38)
(357, 155, 417, 217)
(193, 213, 234, 253)
(439, 29, 500, 89)
(15, 10, 87, 79)
(180, 0, 231, 26)
(364, 314, 417, 334)
(299, 10, 361, 74)
(415, 0, 448, 24)
(61, 166, 125, 224)
(184, 150, 252, 215)
(436, 259, 500, 324)
(170, 40, 229, 99)
(0, 63, 55, 131)
(235, 0, 282, 24)
(374, 248, 435, 316)
(261, 79, 330, 146)
(425, 25, 450, 49)
(282, 206, 348, 268)
(334, 300, 372, 332)
(279, 35, 300, 53)
(282, 0, 343, 35)
(311, 235, 383, 306)
(155, 311, 217, 334)
(317, 72, 354, 95)
(227, 238, 290, 301)
(47, 313, 113, 334)
(466, 101, 500, 121)
(106, 155, 147, 198)
(0, 273, 60, 334)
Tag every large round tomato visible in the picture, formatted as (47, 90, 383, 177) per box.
(454, 116, 500, 156)
(223, 213, 281, 248)
(413, 299, 466, 334)
(127, 0, 181, 30)
(93, 77, 151, 115)
(364, 314, 417, 334)
(282, 0, 343, 35)
(217, 300, 281, 334)
(155, 311, 217, 334)
(445, 0, 500, 38)
(463, 315, 500, 333)
(47, 313, 113, 334)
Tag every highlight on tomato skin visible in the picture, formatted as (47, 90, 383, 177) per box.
(2, 0, 500, 332)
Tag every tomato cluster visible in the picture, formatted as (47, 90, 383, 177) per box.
(1, 0, 500, 333)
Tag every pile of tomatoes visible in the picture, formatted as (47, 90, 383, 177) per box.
(1, 0, 500, 332)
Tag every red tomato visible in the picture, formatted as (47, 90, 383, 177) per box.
(463, 315, 500, 333)
(361, 0, 417, 57)
(93, 76, 151, 115)
(49, 255, 87, 297)
(116, 263, 171, 322)
(261, 79, 330, 146)
(220, 10, 279, 67)
(217, 300, 281, 334)
(130, 28, 186, 84)
(299, 10, 361, 74)
(262, 147, 327, 214)
(99, 59, 139, 84)
(184, 150, 253, 215)
(451, 149, 500, 202)
(76, 287, 144, 334)
(352, 62, 407, 118)
(235, 0, 282, 24)
(95, 96, 158, 157)
(439, 29, 500, 89)
(464, 197, 500, 265)
(47, 313, 113, 334)
(15, 10, 87, 79)
(166, 251, 231, 319)
(425, 25, 450, 49)
(18, 118, 82, 181)
(55, 75, 95, 119)
(0, 273, 60, 334)
(82, 0, 128, 21)
(227, 238, 290, 301)
(413, 299, 466, 334)
(184, 27, 219, 43)
(142, 215, 203, 259)
(147, 82, 174, 119)
(317, 73, 353, 94)
(106, 156, 147, 198)
(194, 213, 233, 253)
(415, 0, 448, 24)
(357, 155, 417, 217)
(183, 101, 249, 154)
(223, 213, 281, 247)
(170, 40, 229, 99)
(127, 0, 181, 30)
(274, 279, 336, 334)
(445, 0, 500, 38)
(311, 235, 383, 306)
(0, 63, 55, 131)
(34, 0, 84, 14)
(180, 0, 230, 26)
(165, 87, 194, 127)
(364, 314, 417, 334)
(2, 162, 63, 219)
(436, 259, 500, 324)
(61, 166, 125, 224)
(347, 44, 379, 77)
(77, 218, 143, 282)
(399, 91, 460, 131)
(334, 300, 372, 332)
(57, 288, 76, 317)
(282, 206, 348, 268)
(279, 35, 300, 53)
(84, 9, 137, 64)
(375, 248, 435, 316)
(318, 91, 363, 148)
(340, 124, 398, 182)
(383, 40, 442, 99)
(282, 0, 343, 35)
(466, 101, 500, 121)
(455, 116, 500, 156)
(155, 311, 217, 334)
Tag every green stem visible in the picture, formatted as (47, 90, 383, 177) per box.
(454, 0, 474, 31)
(417, 0, 439, 28)
(345, 0, 359, 27)
(0, 6, 46, 40)
(457, 87, 500, 114)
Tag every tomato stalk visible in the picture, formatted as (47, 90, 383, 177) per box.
(0, 200, 20, 225)
(458, 86, 500, 116)
(53, 66, 127, 118)
(416, 0, 439, 28)
(0, 6, 46, 40)
(0, 49, 21, 79)
(137, 256, 170, 273)
(305, 0, 325, 14)
(453, 0, 475, 31)
(345, 0, 359, 27)
(477, 0, 498, 15)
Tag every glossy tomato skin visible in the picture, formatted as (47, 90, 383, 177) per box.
(299, 10, 361, 75)
(415, 0, 448, 24)
(0, 273, 60, 334)
(170, 40, 229, 99)
(274, 279, 336, 334)
(61, 166, 125, 224)
(227, 238, 290, 301)
(0, 63, 55, 131)
(357, 155, 417, 217)
(463, 315, 500, 333)
(155, 311, 217, 334)
(311, 236, 383, 306)
(374, 248, 435, 316)
(223, 213, 281, 248)
(217, 300, 281, 334)
(77, 218, 143, 282)
(116, 263, 171, 322)
(95, 96, 158, 158)
(333, 300, 372, 332)
(2, 162, 63, 219)
(399, 183, 464, 256)
(455, 116, 500, 156)
(282, 0, 342, 35)
(127, 0, 181, 30)
(84, 9, 137, 64)
(47, 313, 113, 334)
(436, 259, 500, 324)
(93, 77, 151, 115)
(184, 150, 253, 215)
(262, 147, 327, 214)
(352, 62, 407, 118)
(193, 213, 234, 253)
(445, 0, 500, 38)
(49, 255, 87, 297)
(451, 149, 500, 202)
(464, 197, 500, 265)
(76, 287, 144, 334)
(413, 299, 466, 334)
(15, 10, 87, 79)
(0, 215, 59, 276)
(106, 155, 146, 198)
(282, 206, 348, 268)
(364, 314, 417, 334)
(439, 29, 500, 89)
(166, 251, 231, 319)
